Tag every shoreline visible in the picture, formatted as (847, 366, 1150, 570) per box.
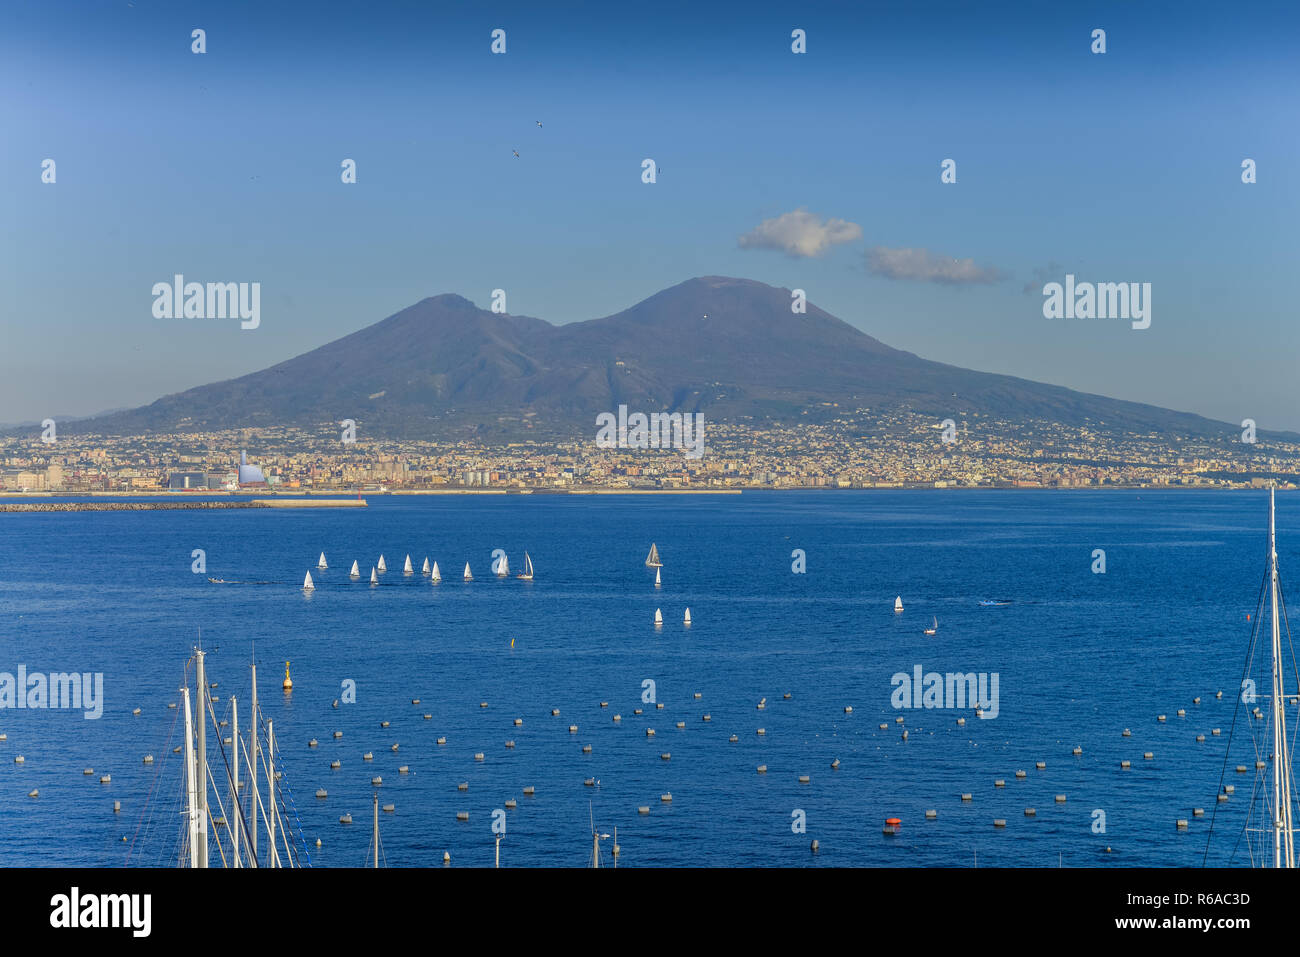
(0, 485, 1291, 505)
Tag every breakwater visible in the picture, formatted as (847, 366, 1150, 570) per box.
(0, 499, 366, 512)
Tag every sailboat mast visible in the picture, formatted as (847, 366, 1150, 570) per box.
(182, 686, 200, 868)
(267, 719, 277, 869)
(249, 661, 259, 866)
(374, 793, 379, 868)
(1268, 488, 1295, 867)
(195, 650, 208, 867)
(231, 695, 242, 867)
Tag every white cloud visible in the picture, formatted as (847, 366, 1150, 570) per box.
(865, 247, 1004, 285)
(737, 208, 863, 258)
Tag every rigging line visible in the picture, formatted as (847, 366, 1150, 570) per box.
(204, 762, 237, 868)
(1203, 562, 1268, 866)
(201, 682, 252, 866)
(126, 693, 181, 865)
(249, 709, 309, 866)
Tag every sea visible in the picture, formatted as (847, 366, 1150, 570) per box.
(0, 488, 1292, 868)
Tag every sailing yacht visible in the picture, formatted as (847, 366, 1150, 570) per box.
(431, 561, 441, 583)
(403, 555, 413, 575)
(654, 608, 663, 627)
(496, 552, 510, 577)
(349, 560, 360, 579)
(646, 543, 662, 568)
(369, 567, 378, 585)
(654, 567, 661, 588)
(317, 552, 328, 570)
(377, 555, 387, 573)
(463, 562, 473, 582)
(683, 608, 692, 626)
(894, 596, 904, 613)
(924, 616, 937, 635)
(1210, 488, 1299, 867)
(517, 552, 534, 581)
(421, 557, 430, 575)
(302, 571, 315, 591)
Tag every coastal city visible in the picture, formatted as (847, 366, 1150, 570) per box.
(2, 409, 1297, 493)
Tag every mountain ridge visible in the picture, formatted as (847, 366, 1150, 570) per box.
(44, 277, 1283, 442)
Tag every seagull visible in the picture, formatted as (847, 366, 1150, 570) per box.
(536, 120, 542, 128)
(513, 150, 520, 158)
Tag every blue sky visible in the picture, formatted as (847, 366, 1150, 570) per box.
(2, 0, 1297, 429)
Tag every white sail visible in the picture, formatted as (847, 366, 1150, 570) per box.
(646, 543, 662, 567)
(403, 554, 413, 574)
(654, 567, 661, 587)
(349, 560, 360, 578)
(683, 607, 691, 625)
(496, 552, 509, 577)
(303, 571, 315, 590)
(463, 562, 473, 581)
(317, 552, 328, 569)
(422, 557, 430, 575)
(894, 596, 904, 613)
(654, 608, 663, 626)
(370, 567, 378, 585)
(518, 552, 534, 580)
(377, 555, 387, 572)
(431, 561, 441, 583)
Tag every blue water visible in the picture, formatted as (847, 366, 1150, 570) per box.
(0, 489, 1292, 867)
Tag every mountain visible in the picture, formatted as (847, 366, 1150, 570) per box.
(58, 277, 1253, 441)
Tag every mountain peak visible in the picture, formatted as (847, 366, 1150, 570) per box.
(59, 276, 1237, 441)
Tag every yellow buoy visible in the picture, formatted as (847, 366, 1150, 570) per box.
(282, 661, 293, 692)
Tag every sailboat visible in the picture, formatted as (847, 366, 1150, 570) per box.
(164, 647, 308, 868)
(349, 560, 360, 579)
(654, 567, 661, 588)
(377, 555, 387, 573)
(1208, 488, 1299, 867)
(431, 561, 441, 583)
(517, 552, 534, 581)
(654, 608, 663, 627)
(302, 571, 315, 591)
(403, 555, 413, 575)
(924, 616, 937, 635)
(317, 552, 328, 570)
(369, 567, 378, 586)
(894, 596, 904, 613)
(421, 557, 430, 575)
(463, 562, 473, 582)
(496, 552, 510, 577)
(683, 608, 691, 626)
(646, 543, 662, 568)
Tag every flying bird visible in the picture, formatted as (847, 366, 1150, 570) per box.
(513, 149, 520, 158)
(536, 120, 542, 127)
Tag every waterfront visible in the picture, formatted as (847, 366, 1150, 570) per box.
(0, 490, 1288, 866)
